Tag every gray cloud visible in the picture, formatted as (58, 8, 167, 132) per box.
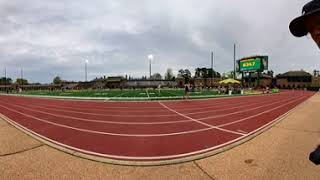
(0, 0, 317, 83)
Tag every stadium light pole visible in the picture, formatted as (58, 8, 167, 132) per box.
(234, 43, 236, 79)
(85, 59, 89, 82)
(21, 68, 23, 86)
(211, 51, 214, 87)
(4, 67, 6, 93)
(148, 54, 153, 79)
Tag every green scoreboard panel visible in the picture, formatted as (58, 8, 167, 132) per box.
(237, 56, 268, 72)
(239, 58, 261, 72)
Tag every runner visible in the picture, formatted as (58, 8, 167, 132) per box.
(183, 83, 190, 99)
(157, 84, 161, 95)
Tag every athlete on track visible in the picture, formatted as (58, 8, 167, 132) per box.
(183, 83, 190, 99)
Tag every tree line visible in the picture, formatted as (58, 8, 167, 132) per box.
(3, 68, 276, 86)
(0, 77, 28, 85)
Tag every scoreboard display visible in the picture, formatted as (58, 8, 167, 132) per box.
(239, 58, 261, 71)
(237, 56, 268, 72)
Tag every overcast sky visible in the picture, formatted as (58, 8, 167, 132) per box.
(0, 0, 318, 83)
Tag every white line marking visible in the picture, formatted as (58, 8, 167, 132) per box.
(196, 96, 297, 121)
(0, 102, 184, 125)
(3, 92, 287, 113)
(7, 96, 266, 114)
(0, 104, 211, 137)
(164, 90, 181, 97)
(217, 95, 306, 128)
(159, 102, 246, 136)
(0, 113, 227, 160)
(184, 96, 288, 115)
(237, 129, 247, 134)
(114, 91, 130, 97)
(3, 102, 178, 118)
(17, 93, 292, 118)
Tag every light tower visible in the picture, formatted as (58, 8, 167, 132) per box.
(85, 59, 89, 82)
(148, 54, 153, 79)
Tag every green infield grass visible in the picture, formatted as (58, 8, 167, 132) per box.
(9, 88, 271, 101)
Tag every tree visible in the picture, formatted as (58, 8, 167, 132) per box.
(267, 70, 274, 78)
(195, 68, 201, 78)
(53, 76, 62, 84)
(151, 73, 162, 80)
(178, 69, 185, 78)
(164, 68, 174, 80)
(0, 77, 12, 85)
(177, 69, 191, 83)
(194, 68, 221, 78)
(16, 78, 28, 85)
(184, 69, 191, 79)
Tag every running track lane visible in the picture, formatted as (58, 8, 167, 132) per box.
(0, 92, 297, 124)
(0, 91, 314, 161)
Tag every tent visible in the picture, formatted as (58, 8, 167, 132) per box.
(219, 78, 240, 84)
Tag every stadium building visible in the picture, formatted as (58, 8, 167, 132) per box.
(276, 70, 312, 89)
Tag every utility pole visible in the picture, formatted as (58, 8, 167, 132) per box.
(85, 60, 88, 82)
(85, 62, 87, 82)
(21, 68, 23, 86)
(4, 68, 7, 93)
(211, 51, 214, 87)
(234, 43, 236, 79)
(148, 54, 153, 79)
(149, 60, 151, 78)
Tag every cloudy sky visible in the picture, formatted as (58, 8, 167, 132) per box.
(0, 0, 318, 83)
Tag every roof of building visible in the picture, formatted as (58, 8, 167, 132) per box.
(62, 83, 78, 89)
(244, 73, 272, 79)
(277, 71, 312, 78)
(107, 76, 125, 82)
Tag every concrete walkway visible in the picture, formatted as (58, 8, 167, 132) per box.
(1, 94, 320, 180)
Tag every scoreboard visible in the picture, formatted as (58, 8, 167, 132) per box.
(237, 56, 268, 72)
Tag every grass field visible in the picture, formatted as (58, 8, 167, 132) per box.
(12, 88, 267, 101)
(17, 88, 230, 100)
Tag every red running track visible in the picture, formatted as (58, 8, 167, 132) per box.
(0, 91, 314, 162)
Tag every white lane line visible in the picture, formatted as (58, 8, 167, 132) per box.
(0, 104, 211, 137)
(114, 91, 130, 97)
(3, 93, 294, 120)
(0, 102, 184, 125)
(217, 95, 307, 128)
(0, 94, 307, 138)
(5, 92, 286, 112)
(0, 95, 297, 126)
(0, 113, 236, 161)
(1, 97, 165, 110)
(164, 90, 181, 97)
(184, 97, 286, 115)
(196, 96, 299, 121)
(158, 102, 246, 136)
(0, 94, 311, 161)
(237, 129, 247, 134)
(0, 100, 176, 118)
(146, 89, 150, 98)
(8, 97, 263, 115)
(158, 92, 287, 109)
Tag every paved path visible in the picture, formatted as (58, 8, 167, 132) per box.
(1, 94, 320, 179)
